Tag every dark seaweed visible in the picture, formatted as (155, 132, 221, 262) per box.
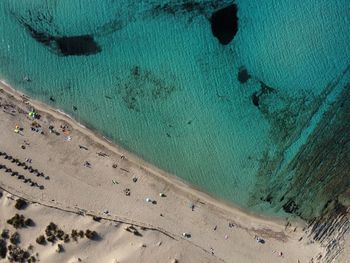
(282, 200, 298, 214)
(14, 12, 101, 56)
(149, 1, 228, 21)
(251, 92, 259, 107)
(117, 66, 175, 112)
(251, 81, 277, 107)
(237, 66, 250, 83)
(55, 35, 101, 56)
(210, 4, 238, 45)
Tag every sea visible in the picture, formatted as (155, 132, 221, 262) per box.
(0, 0, 349, 220)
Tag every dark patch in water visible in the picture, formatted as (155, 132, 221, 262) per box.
(55, 35, 101, 56)
(151, 1, 218, 16)
(210, 4, 238, 45)
(251, 92, 259, 107)
(257, 78, 350, 222)
(20, 20, 55, 47)
(13, 11, 101, 56)
(237, 66, 250, 84)
(148, 1, 229, 23)
(117, 66, 176, 112)
(251, 81, 277, 108)
(282, 200, 298, 214)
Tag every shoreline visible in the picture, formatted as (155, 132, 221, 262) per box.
(0, 79, 296, 227)
(0, 78, 327, 262)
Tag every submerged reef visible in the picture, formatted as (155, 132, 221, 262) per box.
(14, 11, 101, 56)
(55, 36, 101, 56)
(148, 0, 228, 19)
(237, 66, 250, 84)
(249, 70, 350, 260)
(117, 66, 176, 112)
(210, 4, 238, 45)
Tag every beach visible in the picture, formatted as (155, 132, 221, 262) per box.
(0, 80, 348, 263)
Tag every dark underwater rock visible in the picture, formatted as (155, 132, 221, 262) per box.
(251, 92, 259, 107)
(210, 4, 238, 45)
(55, 35, 101, 56)
(237, 67, 250, 83)
(16, 14, 101, 56)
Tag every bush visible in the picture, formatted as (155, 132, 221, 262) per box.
(35, 235, 46, 245)
(0, 239, 7, 259)
(28, 256, 37, 263)
(56, 244, 64, 253)
(15, 199, 27, 210)
(63, 234, 70, 243)
(10, 232, 20, 245)
(7, 245, 30, 262)
(45, 222, 58, 237)
(92, 216, 101, 222)
(46, 235, 56, 243)
(7, 214, 33, 229)
(85, 230, 98, 240)
(24, 218, 34, 227)
(7, 214, 25, 229)
(71, 229, 78, 241)
(56, 229, 65, 240)
(78, 230, 84, 238)
(47, 222, 57, 232)
(1, 229, 9, 239)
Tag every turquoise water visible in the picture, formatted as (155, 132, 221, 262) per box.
(0, 0, 349, 220)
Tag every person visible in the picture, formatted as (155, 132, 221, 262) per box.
(190, 204, 195, 211)
(14, 124, 20, 133)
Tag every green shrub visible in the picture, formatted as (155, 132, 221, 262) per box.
(85, 230, 98, 240)
(63, 234, 70, 243)
(71, 229, 78, 241)
(7, 214, 33, 229)
(15, 199, 27, 210)
(9, 232, 20, 245)
(35, 235, 46, 245)
(0, 239, 7, 258)
(56, 244, 64, 253)
(1, 229, 9, 239)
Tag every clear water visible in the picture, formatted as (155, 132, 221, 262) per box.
(0, 0, 349, 219)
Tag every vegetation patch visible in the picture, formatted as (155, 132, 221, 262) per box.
(14, 199, 28, 210)
(7, 214, 34, 229)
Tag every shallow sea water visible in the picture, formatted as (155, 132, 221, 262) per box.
(0, 0, 349, 220)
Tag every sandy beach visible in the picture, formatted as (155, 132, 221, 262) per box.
(0, 80, 346, 263)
